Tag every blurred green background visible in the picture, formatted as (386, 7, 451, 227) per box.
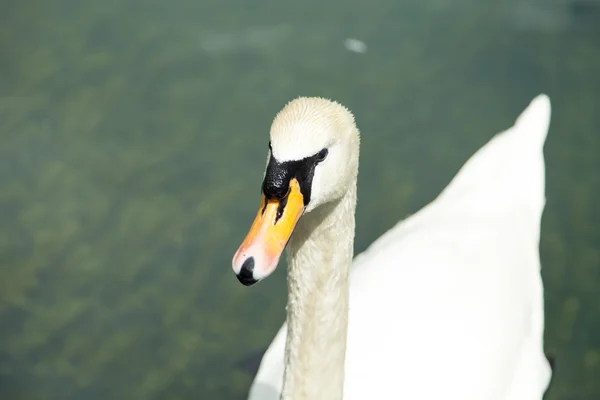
(0, 0, 598, 399)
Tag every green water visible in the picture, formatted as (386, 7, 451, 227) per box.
(1, 0, 599, 399)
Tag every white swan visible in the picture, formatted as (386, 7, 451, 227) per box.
(232, 94, 553, 400)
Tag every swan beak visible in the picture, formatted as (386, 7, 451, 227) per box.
(232, 178, 305, 286)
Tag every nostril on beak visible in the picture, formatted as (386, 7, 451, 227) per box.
(236, 257, 258, 286)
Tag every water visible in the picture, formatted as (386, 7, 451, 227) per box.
(0, 0, 599, 399)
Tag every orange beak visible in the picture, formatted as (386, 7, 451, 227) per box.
(232, 178, 305, 285)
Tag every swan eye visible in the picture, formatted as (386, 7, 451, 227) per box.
(316, 148, 328, 162)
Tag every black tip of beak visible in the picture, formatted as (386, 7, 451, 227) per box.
(236, 257, 258, 286)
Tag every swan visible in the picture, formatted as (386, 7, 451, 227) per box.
(232, 94, 553, 400)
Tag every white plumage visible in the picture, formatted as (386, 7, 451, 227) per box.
(241, 95, 552, 400)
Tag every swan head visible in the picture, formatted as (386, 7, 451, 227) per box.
(232, 97, 360, 286)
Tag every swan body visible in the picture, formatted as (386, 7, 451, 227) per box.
(233, 95, 553, 400)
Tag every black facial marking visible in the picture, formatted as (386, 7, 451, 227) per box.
(275, 193, 288, 223)
(316, 148, 328, 162)
(262, 147, 328, 206)
(261, 199, 268, 215)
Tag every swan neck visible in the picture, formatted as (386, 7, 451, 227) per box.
(281, 182, 357, 400)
